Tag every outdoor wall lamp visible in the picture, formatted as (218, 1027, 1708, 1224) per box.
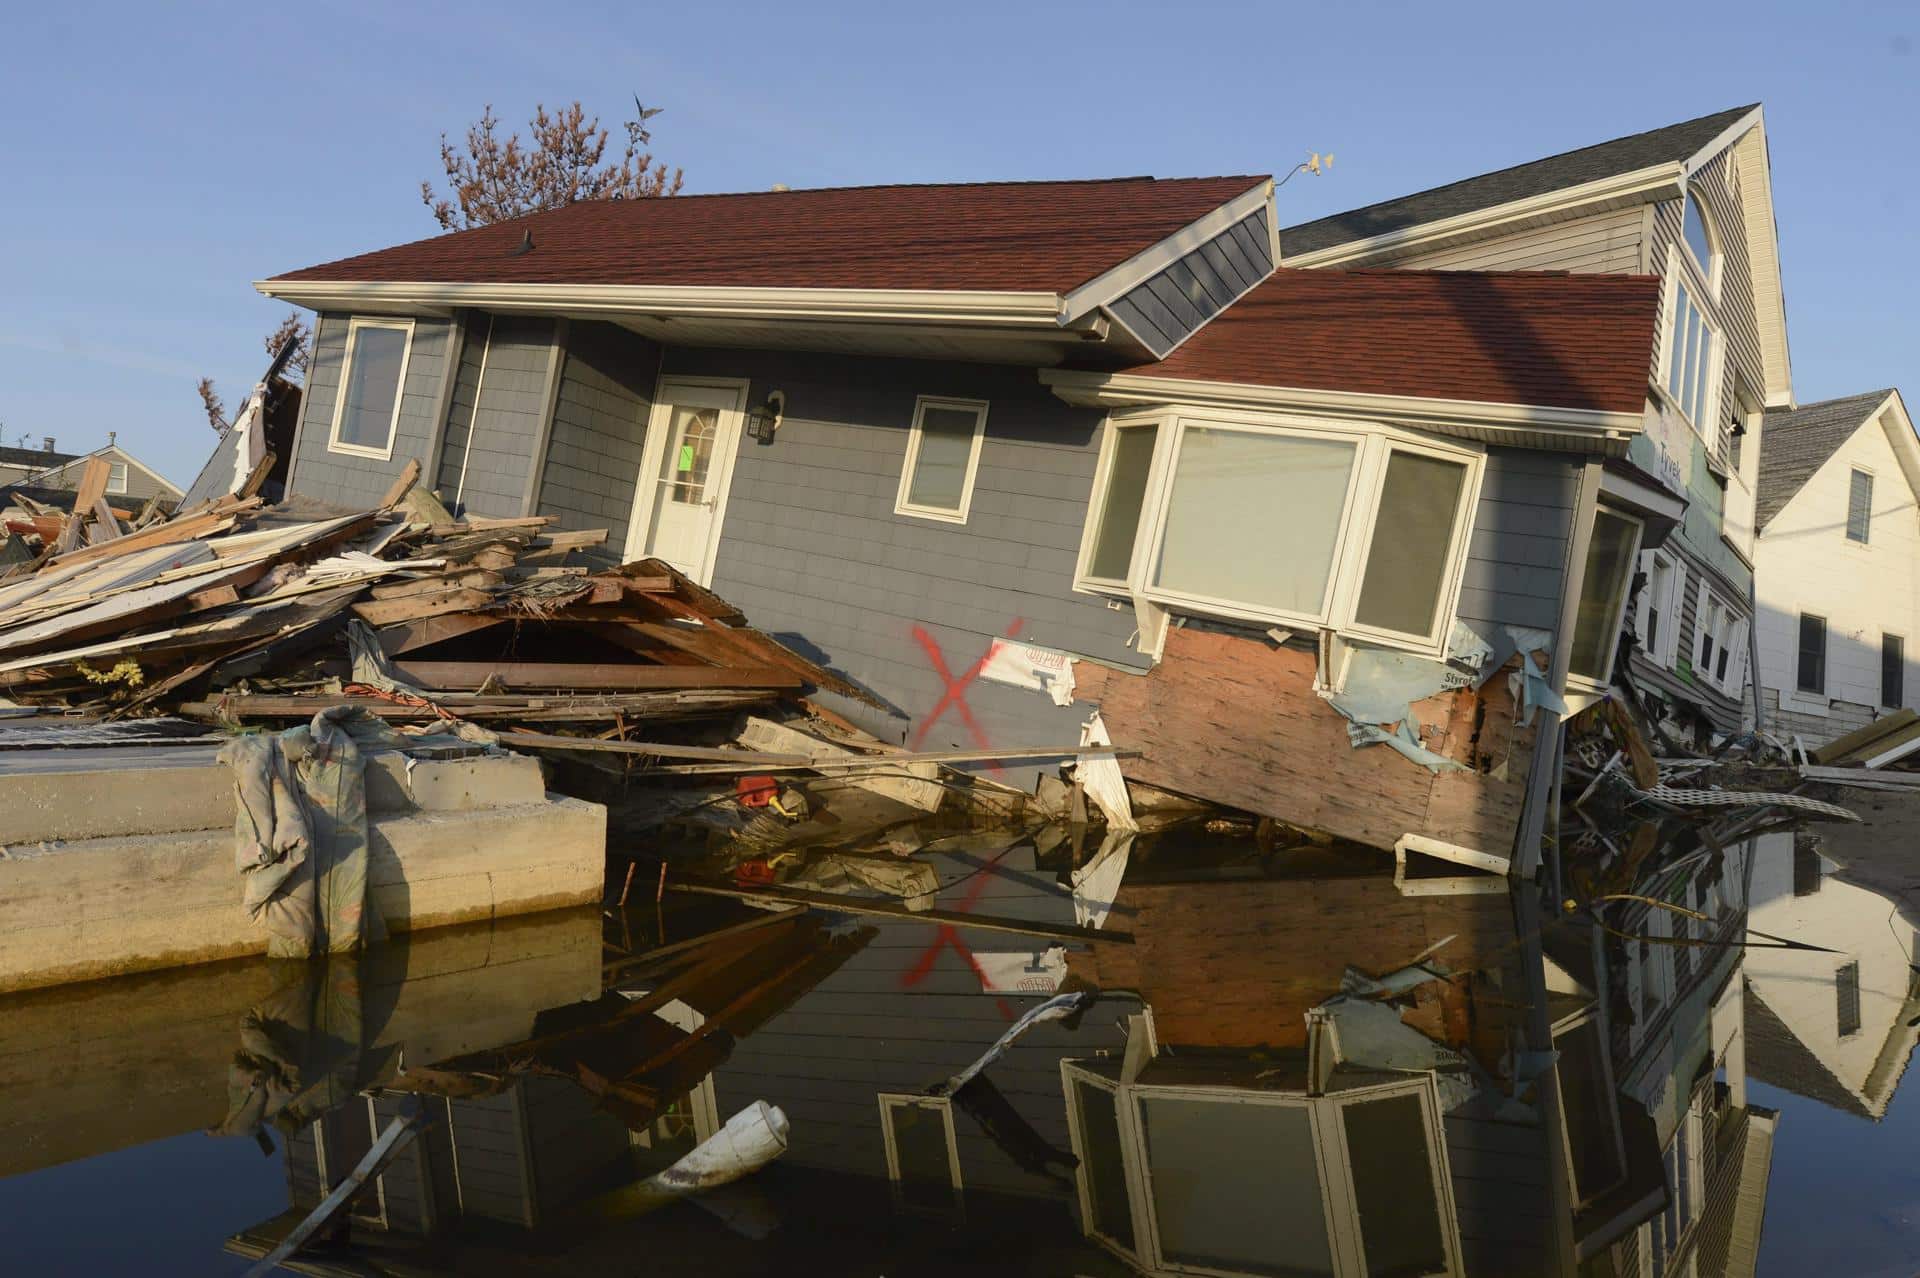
(746, 390, 786, 444)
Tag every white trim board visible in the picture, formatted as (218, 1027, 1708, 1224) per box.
(1059, 179, 1275, 321)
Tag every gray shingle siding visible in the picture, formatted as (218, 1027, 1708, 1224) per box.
(533, 321, 658, 561)
(660, 347, 1147, 758)
(287, 313, 454, 509)
(1107, 209, 1273, 356)
(1457, 449, 1579, 635)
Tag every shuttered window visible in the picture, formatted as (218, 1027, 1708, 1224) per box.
(1837, 962, 1862, 1037)
(1798, 614, 1827, 694)
(1884, 634, 1905, 709)
(1848, 469, 1873, 543)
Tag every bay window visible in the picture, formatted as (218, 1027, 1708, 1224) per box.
(1077, 409, 1482, 656)
(1568, 508, 1643, 687)
(1061, 1063, 1462, 1278)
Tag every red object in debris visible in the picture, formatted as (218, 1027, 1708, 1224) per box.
(736, 775, 777, 808)
(733, 860, 777, 886)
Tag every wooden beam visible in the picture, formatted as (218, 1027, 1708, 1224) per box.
(669, 881, 1134, 944)
(376, 612, 506, 656)
(378, 457, 423, 510)
(350, 588, 495, 627)
(494, 730, 811, 764)
(238, 449, 277, 500)
(651, 743, 1142, 775)
(392, 660, 803, 691)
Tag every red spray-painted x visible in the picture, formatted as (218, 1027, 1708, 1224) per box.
(909, 619, 1026, 769)
(899, 854, 1017, 1021)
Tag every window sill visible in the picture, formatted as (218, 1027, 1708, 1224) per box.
(892, 502, 970, 526)
(328, 440, 398, 462)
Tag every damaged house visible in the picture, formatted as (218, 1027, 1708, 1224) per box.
(258, 165, 1687, 874)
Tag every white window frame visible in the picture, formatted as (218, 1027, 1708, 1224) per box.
(1073, 406, 1485, 659)
(326, 317, 416, 461)
(1552, 1005, 1629, 1208)
(105, 461, 129, 495)
(1690, 581, 1745, 695)
(894, 395, 988, 524)
(1060, 1062, 1463, 1278)
(1658, 247, 1722, 439)
(876, 1093, 964, 1217)
(1567, 506, 1646, 694)
(1681, 188, 1722, 299)
(1846, 465, 1875, 545)
(1635, 547, 1683, 669)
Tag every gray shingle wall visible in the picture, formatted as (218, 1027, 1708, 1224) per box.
(1107, 209, 1274, 356)
(1456, 448, 1579, 635)
(287, 312, 454, 508)
(440, 316, 557, 519)
(433, 312, 488, 499)
(662, 347, 1148, 757)
(533, 321, 657, 560)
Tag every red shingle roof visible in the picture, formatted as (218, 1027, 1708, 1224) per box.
(269, 176, 1270, 295)
(1122, 268, 1661, 415)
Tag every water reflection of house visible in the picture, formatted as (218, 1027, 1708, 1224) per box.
(1744, 831, 1920, 1121)
(1564, 827, 1778, 1278)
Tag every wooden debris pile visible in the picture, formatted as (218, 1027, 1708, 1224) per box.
(0, 467, 866, 733)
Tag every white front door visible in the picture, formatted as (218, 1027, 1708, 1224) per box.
(623, 377, 749, 583)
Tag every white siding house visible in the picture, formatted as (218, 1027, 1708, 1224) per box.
(1752, 389, 1920, 744)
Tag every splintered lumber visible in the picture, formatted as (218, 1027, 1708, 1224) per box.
(651, 743, 1143, 775)
(670, 880, 1134, 944)
(375, 613, 506, 656)
(351, 588, 496, 627)
(44, 499, 257, 569)
(391, 660, 803, 692)
(180, 689, 777, 722)
(494, 730, 811, 764)
(1811, 708, 1920, 767)
(378, 457, 422, 509)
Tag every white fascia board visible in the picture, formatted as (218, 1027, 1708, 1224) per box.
(1681, 106, 1765, 178)
(1727, 119, 1794, 403)
(254, 279, 1069, 329)
(1872, 391, 1920, 505)
(1039, 369, 1644, 442)
(1280, 163, 1686, 268)
(1058, 179, 1276, 322)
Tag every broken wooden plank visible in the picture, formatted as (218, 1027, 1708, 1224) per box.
(368, 568, 504, 600)
(89, 497, 122, 541)
(494, 730, 812, 764)
(1812, 707, 1920, 766)
(391, 660, 803, 692)
(45, 500, 257, 569)
(378, 457, 423, 510)
(237, 449, 277, 500)
(669, 881, 1134, 944)
(350, 588, 496, 627)
(528, 528, 609, 551)
(651, 743, 1143, 775)
(375, 612, 507, 657)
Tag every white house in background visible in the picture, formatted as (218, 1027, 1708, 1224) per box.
(1752, 389, 1920, 744)
(10, 437, 184, 505)
(1744, 830, 1920, 1120)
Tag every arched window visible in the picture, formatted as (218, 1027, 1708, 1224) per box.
(1683, 190, 1717, 282)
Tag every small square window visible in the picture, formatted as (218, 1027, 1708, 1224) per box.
(894, 397, 987, 523)
(327, 319, 414, 459)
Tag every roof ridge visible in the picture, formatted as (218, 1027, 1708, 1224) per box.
(645, 173, 1271, 202)
(1283, 104, 1759, 233)
(1299, 265, 1661, 285)
(1766, 388, 1897, 416)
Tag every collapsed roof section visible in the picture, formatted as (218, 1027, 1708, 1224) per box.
(259, 175, 1278, 365)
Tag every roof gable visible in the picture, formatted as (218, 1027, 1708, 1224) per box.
(1280, 105, 1758, 258)
(267, 175, 1271, 297)
(1757, 389, 1900, 529)
(27, 445, 183, 498)
(1105, 267, 1662, 416)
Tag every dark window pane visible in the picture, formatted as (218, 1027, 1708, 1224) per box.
(1798, 615, 1827, 693)
(1557, 1019, 1625, 1202)
(1353, 451, 1469, 637)
(1838, 962, 1862, 1037)
(1848, 469, 1873, 543)
(1884, 634, 1905, 708)
(1087, 426, 1157, 582)
(1343, 1093, 1447, 1277)
(1716, 645, 1730, 683)
(1071, 1081, 1134, 1249)
(1140, 1095, 1334, 1276)
(337, 325, 407, 449)
(1570, 511, 1639, 680)
(1793, 834, 1824, 896)
(888, 1102, 954, 1210)
(1685, 192, 1713, 271)
(906, 406, 980, 511)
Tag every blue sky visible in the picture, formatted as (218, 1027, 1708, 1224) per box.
(3, 1, 1915, 486)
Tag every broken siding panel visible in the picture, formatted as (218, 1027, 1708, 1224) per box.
(446, 316, 557, 519)
(287, 312, 454, 509)
(670, 347, 1146, 765)
(533, 321, 657, 560)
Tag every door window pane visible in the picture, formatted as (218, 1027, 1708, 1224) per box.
(1798, 614, 1827, 693)
(1071, 1079, 1134, 1248)
(1848, 470, 1873, 543)
(905, 405, 981, 512)
(1088, 426, 1158, 582)
(1341, 1093, 1446, 1278)
(1353, 451, 1469, 638)
(1139, 1095, 1334, 1276)
(1569, 511, 1639, 680)
(1153, 428, 1356, 619)
(1884, 634, 1904, 708)
(659, 406, 719, 505)
(336, 325, 408, 450)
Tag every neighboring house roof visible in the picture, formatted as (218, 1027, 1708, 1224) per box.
(1110, 268, 1662, 415)
(27, 445, 184, 499)
(0, 445, 78, 469)
(267, 175, 1272, 295)
(1281, 104, 1758, 257)
(1756, 389, 1897, 529)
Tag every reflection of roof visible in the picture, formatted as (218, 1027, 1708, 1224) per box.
(1119, 268, 1660, 415)
(1743, 985, 1874, 1119)
(1757, 389, 1895, 530)
(1281, 105, 1759, 257)
(268, 175, 1271, 294)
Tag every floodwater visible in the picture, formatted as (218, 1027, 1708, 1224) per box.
(1, 819, 1915, 1276)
